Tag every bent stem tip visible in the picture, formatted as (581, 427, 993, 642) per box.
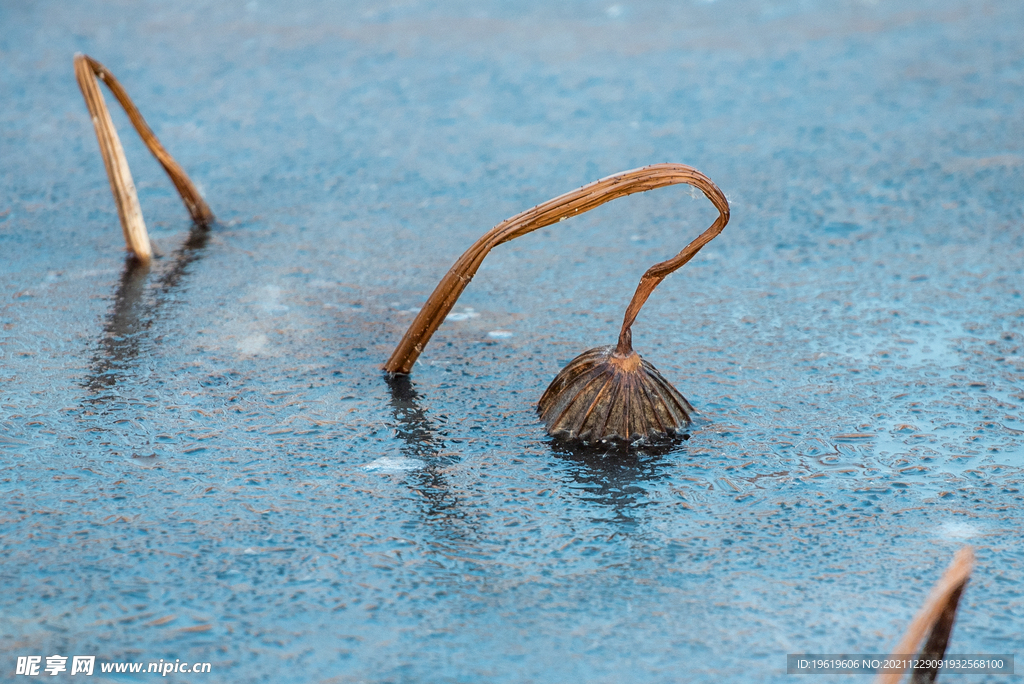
(74, 53, 215, 261)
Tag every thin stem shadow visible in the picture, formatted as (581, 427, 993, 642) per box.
(385, 374, 448, 462)
(83, 222, 212, 397)
(384, 375, 467, 533)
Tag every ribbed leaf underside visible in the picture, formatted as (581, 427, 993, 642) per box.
(538, 346, 693, 444)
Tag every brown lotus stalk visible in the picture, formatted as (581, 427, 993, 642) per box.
(74, 53, 214, 262)
(384, 163, 730, 444)
(876, 547, 975, 684)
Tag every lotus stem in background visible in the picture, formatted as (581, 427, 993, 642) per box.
(384, 163, 730, 444)
(74, 53, 214, 262)
(876, 547, 975, 684)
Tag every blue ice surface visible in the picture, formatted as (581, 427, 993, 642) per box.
(1, 0, 1023, 682)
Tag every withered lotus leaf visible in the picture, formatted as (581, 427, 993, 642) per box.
(538, 346, 693, 444)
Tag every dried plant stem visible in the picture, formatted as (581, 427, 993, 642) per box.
(384, 163, 730, 375)
(75, 55, 151, 261)
(875, 547, 975, 684)
(74, 54, 214, 261)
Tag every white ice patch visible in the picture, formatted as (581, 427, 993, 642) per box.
(361, 457, 424, 473)
(259, 285, 289, 314)
(936, 521, 981, 540)
(487, 330, 513, 339)
(237, 333, 268, 354)
(445, 307, 479, 322)
(71, 268, 118, 280)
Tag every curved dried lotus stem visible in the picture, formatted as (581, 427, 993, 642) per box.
(875, 547, 975, 684)
(74, 53, 214, 261)
(384, 163, 730, 375)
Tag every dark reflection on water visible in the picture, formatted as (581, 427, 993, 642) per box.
(84, 224, 211, 395)
(385, 374, 468, 533)
(85, 258, 152, 392)
(385, 373, 450, 462)
(548, 437, 686, 524)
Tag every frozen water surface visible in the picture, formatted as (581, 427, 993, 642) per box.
(1, 0, 1023, 682)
